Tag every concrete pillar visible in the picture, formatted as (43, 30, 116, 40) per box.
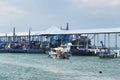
(94, 34, 96, 48)
(108, 33, 110, 48)
(115, 33, 117, 49)
(104, 34, 106, 48)
(97, 33, 99, 48)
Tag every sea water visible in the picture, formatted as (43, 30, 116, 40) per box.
(0, 53, 119, 80)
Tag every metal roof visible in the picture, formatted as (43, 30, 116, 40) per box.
(0, 27, 120, 36)
(60, 27, 120, 34)
(40, 26, 62, 35)
(0, 31, 40, 37)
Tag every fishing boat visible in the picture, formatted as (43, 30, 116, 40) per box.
(68, 34, 96, 56)
(48, 46, 71, 59)
(98, 48, 115, 58)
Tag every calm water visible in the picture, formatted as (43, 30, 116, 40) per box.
(0, 53, 120, 80)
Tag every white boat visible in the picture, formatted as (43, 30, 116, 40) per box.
(48, 47, 71, 59)
(98, 49, 115, 58)
(98, 52, 115, 58)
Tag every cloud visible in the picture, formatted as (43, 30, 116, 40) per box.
(0, 0, 119, 32)
(110, 0, 120, 6)
(69, 0, 120, 7)
(0, 1, 25, 15)
(67, 0, 120, 16)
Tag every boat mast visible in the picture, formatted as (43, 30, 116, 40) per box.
(29, 28, 31, 49)
(66, 22, 69, 30)
(13, 27, 16, 41)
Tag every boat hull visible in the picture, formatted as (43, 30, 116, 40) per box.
(70, 49, 95, 56)
(98, 52, 115, 58)
(49, 51, 71, 59)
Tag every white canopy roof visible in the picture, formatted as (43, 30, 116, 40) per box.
(0, 27, 120, 37)
(40, 26, 64, 35)
(39, 27, 120, 35)
(59, 27, 120, 34)
(0, 31, 40, 37)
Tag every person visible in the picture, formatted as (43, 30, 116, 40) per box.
(49, 48, 57, 58)
(67, 42, 72, 52)
(21, 41, 26, 50)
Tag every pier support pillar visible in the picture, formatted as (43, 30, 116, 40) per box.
(104, 34, 106, 48)
(115, 33, 117, 49)
(97, 33, 99, 48)
(108, 33, 110, 48)
(94, 34, 96, 49)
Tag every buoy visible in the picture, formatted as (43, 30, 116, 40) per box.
(99, 71, 102, 74)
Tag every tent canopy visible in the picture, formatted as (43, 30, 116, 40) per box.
(40, 26, 64, 35)
(1, 27, 120, 37)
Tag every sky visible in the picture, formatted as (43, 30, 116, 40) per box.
(0, 0, 120, 33)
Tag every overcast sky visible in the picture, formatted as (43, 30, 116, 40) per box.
(0, 0, 120, 33)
